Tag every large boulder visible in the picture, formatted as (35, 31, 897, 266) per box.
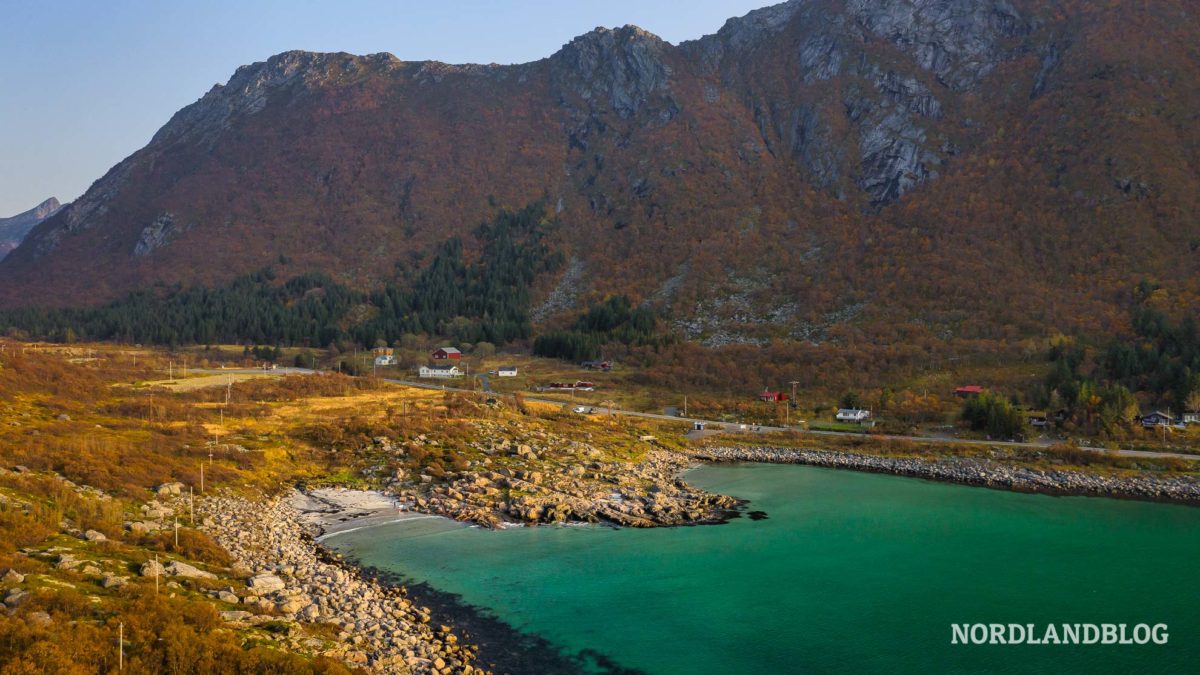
(156, 482, 185, 497)
(140, 559, 165, 577)
(165, 561, 216, 580)
(276, 595, 311, 615)
(247, 573, 286, 594)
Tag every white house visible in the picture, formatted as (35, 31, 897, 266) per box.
(374, 355, 396, 366)
(835, 408, 872, 422)
(497, 366, 518, 377)
(418, 365, 462, 379)
(1184, 411, 1200, 425)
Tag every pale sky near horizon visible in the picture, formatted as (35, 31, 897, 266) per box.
(0, 0, 769, 216)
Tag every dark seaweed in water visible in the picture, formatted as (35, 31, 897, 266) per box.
(338, 551, 646, 675)
(747, 511, 769, 521)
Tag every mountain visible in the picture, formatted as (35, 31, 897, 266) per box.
(1, 0, 1197, 350)
(0, 197, 61, 260)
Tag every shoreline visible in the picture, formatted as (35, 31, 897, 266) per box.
(200, 491, 486, 674)
(691, 446, 1200, 505)
(201, 451, 1200, 672)
(267, 488, 636, 673)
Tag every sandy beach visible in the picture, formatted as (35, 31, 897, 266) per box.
(288, 487, 442, 540)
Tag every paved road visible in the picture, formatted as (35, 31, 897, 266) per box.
(378, 377, 1200, 462)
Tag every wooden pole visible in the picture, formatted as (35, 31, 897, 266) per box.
(119, 622, 123, 671)
(189, 487, 194, 525)
(174, 517, 179, 549)
(200, 464, 204, 493)
(154, 553, 159, 594)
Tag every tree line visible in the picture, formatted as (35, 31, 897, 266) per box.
(0, 204, 561, 350)
(533, 295, 661, 361)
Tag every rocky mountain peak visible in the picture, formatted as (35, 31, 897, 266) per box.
(711, 0, 804, 51)
(0, 197, 63, 260)
(30, 198, 61, 220)
(550, 25, 674, 118)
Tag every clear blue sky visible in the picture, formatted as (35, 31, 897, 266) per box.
(0, 0, 768, 216)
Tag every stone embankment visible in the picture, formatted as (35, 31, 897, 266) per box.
(694, 446, 1200, 504)
(200, 495, 483, 674)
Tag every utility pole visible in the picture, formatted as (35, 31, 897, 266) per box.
(118, 622, 123, 671)
(154, 553, 159, 594)
(200, 464, 204, 493)
(174, 517, 179, 549)
(189, 487, 194, 525)
(169, 360, 173, 380)
(683, 395, 687, 418)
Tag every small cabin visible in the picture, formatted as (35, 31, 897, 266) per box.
(759, 390, 789, 402)
(1183, 411, 1200, 425)
(374, 354, 396, 366)
(1027, 412, 1048, 428)
(955, 385, 985, 398)
(431, 347, 462, 360)
(497, 366, 518, 377)
(1140, 411, 1174, 428)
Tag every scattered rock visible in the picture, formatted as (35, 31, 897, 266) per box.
(27, 611, 52, 626)
(100, 575, 127, 589)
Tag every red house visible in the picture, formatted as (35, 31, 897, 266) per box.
(431, 347, 462, 360)
(759, 390, 789, 402)
(955, 385, 985, 398)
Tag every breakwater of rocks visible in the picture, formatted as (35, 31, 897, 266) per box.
(693, 446, 1200, 504)
(200, 494, 484, 674)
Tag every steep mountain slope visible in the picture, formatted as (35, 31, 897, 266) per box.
(0, 197, 60, 259)
(2, 0, 1197, 347)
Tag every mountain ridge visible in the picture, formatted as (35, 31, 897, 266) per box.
(1, 0, 1197, 351)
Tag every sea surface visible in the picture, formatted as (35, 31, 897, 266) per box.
(327, 463, 1200, 674)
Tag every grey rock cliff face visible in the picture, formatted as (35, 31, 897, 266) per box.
(550, 25, 675, 119)
(693, 0, 1030, 205)
(132, 213, 187, 257)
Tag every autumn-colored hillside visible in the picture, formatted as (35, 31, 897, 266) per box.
(0, 0, 1197, 353)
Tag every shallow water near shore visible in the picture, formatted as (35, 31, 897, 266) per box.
(327, 463, 1200, 674)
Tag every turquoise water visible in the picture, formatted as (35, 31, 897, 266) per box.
(328, 464, 1200, 674)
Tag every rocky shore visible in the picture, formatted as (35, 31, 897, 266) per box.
(390, 448, 740, 528)
(199, 494, 484, 674)
(693, 446, 1200, 504)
